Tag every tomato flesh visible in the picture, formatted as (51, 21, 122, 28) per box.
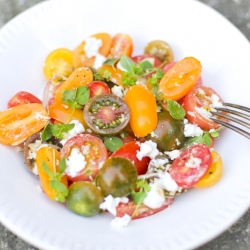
(169, 144, 212, 188)
(88, 81, 110, 97)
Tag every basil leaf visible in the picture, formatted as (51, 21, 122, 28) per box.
(210, 130, 220, 138)
(50, 123, 75, 139)
(202, 133, 213, 146)
(76, 86, 90, 105)
(41, 124, 53, 141)
(139, 60, 154, 70)
(62, 89, 76, 104)
(155, 68, 164, 79)
(59, 157, 67, 174)
(103, 58, 119, 67)
(167, 100, 186, 120)
(42, 161, 54, 178)
(119, 55, 136, 72)
(104, 137, 123, 152)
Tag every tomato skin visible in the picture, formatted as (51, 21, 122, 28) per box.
(116, 197, 174, 220)
(97, 65, 123, 86)
(108, 33, 133, 58)
(87, 81, 110, 98)
(111, 141, 150, 175)
(61, 134, 108, 182)
(36, 146, 68, 201)
(66, 181, 104, 216)
(124, 85, 158, 138)
(131, 55, 161, 67)
(43, 48, 81, 80)
(0, 103, 49, 145)
(159, 57, 202, 100)
(182, 85, 224, 130)
(169, 144, 212, 189)
(194, 150, 223, 188)
(7, 91, 42, 108)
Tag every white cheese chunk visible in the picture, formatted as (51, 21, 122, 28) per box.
(185, 155, 202, 169)
(93, 53, 107, 69)
(84, 37, 102, 58)
(184, 119, 203, 137)
(110, 214, 131, 228)
(164, 150, 181, 160)
(136, 140, 159, 160)
(143, 183, 165, 209)
(111, 85, 124, 98)
(155, 172, 179, 193)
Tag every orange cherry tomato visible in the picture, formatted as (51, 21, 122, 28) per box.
(97, 65, 123, 86)
(194, 150, 223, 188)
(36, 146, 68, 201)
(48, 101, 87, 127)
(0, 103, 49, 145)
(54, 67, 93, 104)
(124, 84, 157, 137)
(158, 57, 202, 101)
(43, 48, 81, 80)
(74, 33, 112, 67)
(108, 33, 133, 58)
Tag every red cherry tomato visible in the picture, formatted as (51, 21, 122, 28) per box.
(61, 134, 108, 182)
(131, 55, 161, 67)
(169, 144, 212, 189)
(87, 81, 110, 98)
(111, 141, 150, 175)
(108, 33, 133, 58)
(182, 85, 224, 130)
(7, 91, 42, 108)
(116, 198, 174, 220)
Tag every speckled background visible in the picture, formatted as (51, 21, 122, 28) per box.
(0, 0, 250, 249)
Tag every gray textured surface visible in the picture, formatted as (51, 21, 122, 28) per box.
(0, 0, 250, 249)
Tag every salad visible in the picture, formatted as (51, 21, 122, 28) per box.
(0, 32, 225, 228)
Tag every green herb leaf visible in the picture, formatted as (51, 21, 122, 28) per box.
(119, 55, 136, 72)
(122, 71, 138, 86)
(155, 68, 164, 79)
(167, 100, 186, 120)
(62, 89, 76, 105)
(49, 123, 75, 139)
(76, 86, 90, 105)
(42, 161, 54, 178)
(59, 157, 67, 174)
(104, 137, 123, 152)
(139, 60, 154, 71)
(184, 132, 213, 148)
(119, 131, 128, 139)
(41, 123, 53, 141)
(210, 130, 220, 138)
(130, 179, 151, 205)
(103, 58, 119, 68)
(94, 69, 112, 81)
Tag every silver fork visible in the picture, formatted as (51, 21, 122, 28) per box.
(210, 103, 250, 139)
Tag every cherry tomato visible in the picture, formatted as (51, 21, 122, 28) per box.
(124, 84, 157, 138)
(61, 134, 108, 182)
(74, 33, 112, 68)
(131, 55, 161, 67)
(84, 94, 130, 135)
(54, 67, 93, 104)
(182, 85, 225, 130)
(97, 65, 123, 86)
(87, 81, 110, 98)
(116, 197, 174, 219)
(43, 48, 81, 80)
(111, 141, 150, 175)
(66, 181, 104, 216)
(48, 101, 87, 127)
(96, 157, 138, 197)
(108, 33, 133, 58)
(144, 40, 174, 63)
(7, 91, 42, 108)
(158, 57, 202, 101)
(169, 144, 212, 189)
(194, 150, 223, 188)
(0, 103, 49, 145)
(36, 146, 68, 201)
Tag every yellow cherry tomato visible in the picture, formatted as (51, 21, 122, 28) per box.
(124, 84, 157, 137)
(194, 150, 223, 188)
(43, 48, 81, 80)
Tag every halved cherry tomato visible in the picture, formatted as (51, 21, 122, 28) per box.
(159, 57, 202, 100)
(116, 197, 174, 219)
(182, 85, 225, 130)
(144, 40, 174, 63)
(111, 141, 150, 175)
(124, 84, 157, 137)
(96, 65, 123, 86)
(43, 48, 81, 80)
(74, 33, 112, 68)
(108, 33, 133, 58)
(48, 101, 87, 127)
(0, 103, 49, 145)
(131, 55, 161, 67)
(87, 81, 110, 98)
(7, 91, 42, 108)
(61, 134, 108, 182)
(36, 146, 68, 201)
(54, 67, 93, 104)
(169, 144, 212, 188)
(194, 150, 223, 188)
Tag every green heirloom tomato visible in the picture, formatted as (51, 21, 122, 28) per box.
(96, 157, 138, 197)
(66, 181, 104, 217)
(146, 111, 185, 152)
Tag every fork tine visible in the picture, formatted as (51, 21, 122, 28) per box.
(222, 102, 250, 113)
(210, 117, 250, 139)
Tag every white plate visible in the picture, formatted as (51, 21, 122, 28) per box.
(0, 0, 250, 249)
